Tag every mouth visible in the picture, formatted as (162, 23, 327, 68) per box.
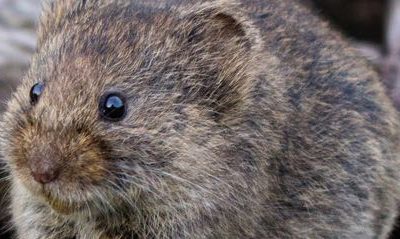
(42, 189, 84, 215)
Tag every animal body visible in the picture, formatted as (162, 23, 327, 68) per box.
(1, 0, 400, 238)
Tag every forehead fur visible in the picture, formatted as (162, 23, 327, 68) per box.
(38, 0, 259, 47)
(34, 0, 261, 109)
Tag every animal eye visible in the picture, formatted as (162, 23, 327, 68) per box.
(99, 93, 126, 121)
(30, 83, 45, 105)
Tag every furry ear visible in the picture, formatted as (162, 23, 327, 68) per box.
(183, 1, 261, 52)
(180, 1, 262, 118)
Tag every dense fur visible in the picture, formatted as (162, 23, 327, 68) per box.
(1, 0, 400, 238)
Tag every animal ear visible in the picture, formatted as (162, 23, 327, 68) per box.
(181, 1, 262, 118)
(184, 1, 261, 52)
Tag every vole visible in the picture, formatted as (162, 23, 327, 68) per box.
(1, 0, 400, 238)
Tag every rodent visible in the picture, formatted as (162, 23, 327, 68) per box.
(1, 0, 400, 238)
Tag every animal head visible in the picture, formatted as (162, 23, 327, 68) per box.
(0, 1, 267, 228)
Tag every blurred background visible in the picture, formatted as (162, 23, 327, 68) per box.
(0, 0, 40, 113)
(0, 0, 398, 237)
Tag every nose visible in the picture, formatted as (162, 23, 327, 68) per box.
(29, 153, 61, 184)
(31, 170, 59, 184)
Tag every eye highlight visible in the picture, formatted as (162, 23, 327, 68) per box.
(30, 83, 45, 105)
(99, 93, 126, 121)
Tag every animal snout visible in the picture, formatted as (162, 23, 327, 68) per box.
(31, 169, 59, 184)
(28, 150, 61, 184)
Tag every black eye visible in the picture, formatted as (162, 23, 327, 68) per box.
(99, 93, 126, 121)
(30, 83, 45, 105)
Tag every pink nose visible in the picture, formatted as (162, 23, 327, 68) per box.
(29, 153, 61, 184)
(31, 170, 59, 184)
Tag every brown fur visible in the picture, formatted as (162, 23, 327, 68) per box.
(1, 0, 400, 238)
